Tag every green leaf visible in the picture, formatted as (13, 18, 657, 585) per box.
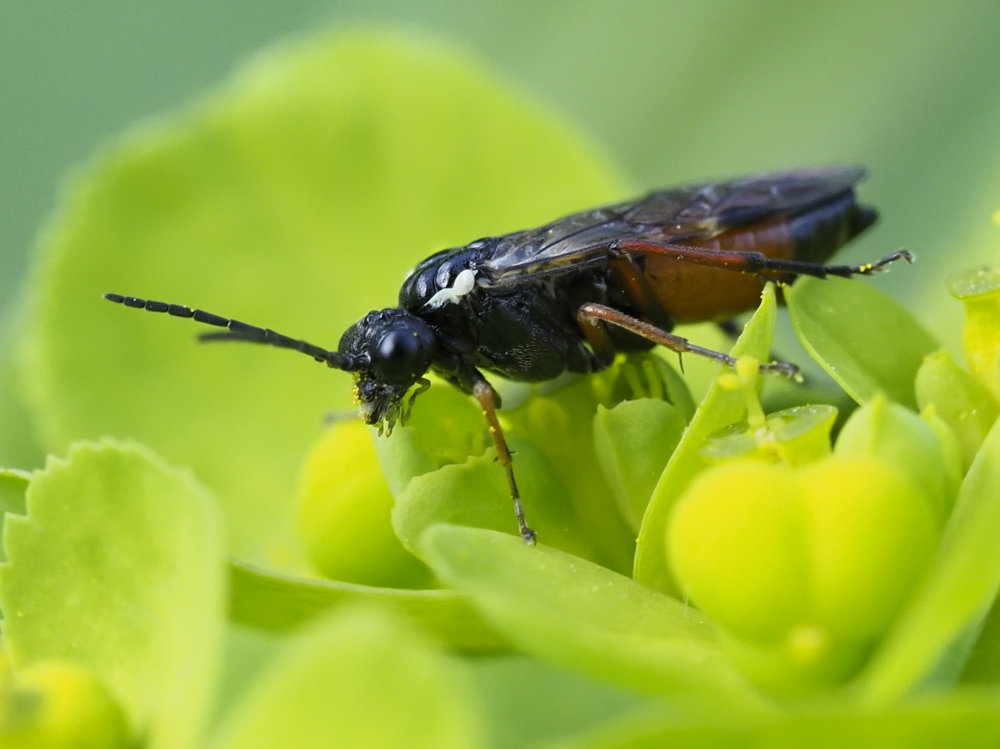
(633, 284, 779, 593)
(564, 691, 1000, 748)
(211, 605, 486, 749)
(0, 440, 226, 749)
(373, 382, 491, 499)
(593, 399, 685, 532)
(0, 469, 28, 518)
(420, 524, 767, 712)
(962, 598, 1000, 686)
(787, 277, 938, 410)
(915, 348, 999, 469)
(469, 656, 646, 749)
(228, 558, 506, 653)
(393, 446, 604, 567)
(856, 416, 1000, 703)
(501, 374, 644, 573)
(700, 403, 837, 466)
(0, 468, 29, 567)
(19, 31, 627, 556)
(950, 267, 1000, 401)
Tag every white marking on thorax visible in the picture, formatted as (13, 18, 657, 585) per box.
(423, 268, 478, 310)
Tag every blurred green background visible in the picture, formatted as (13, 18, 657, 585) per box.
(3, 0, 1000, 337)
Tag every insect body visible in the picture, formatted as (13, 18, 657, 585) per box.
(105, 166, 910, 544)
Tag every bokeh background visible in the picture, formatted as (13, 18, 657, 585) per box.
(3, 9, 1000, 739)
(3, 0, 999, 346)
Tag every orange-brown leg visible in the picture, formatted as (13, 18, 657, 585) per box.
(472, 379, 536, 545)
(576, 302, 800, 378)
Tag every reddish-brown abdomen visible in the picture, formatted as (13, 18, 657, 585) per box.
(645, 191, 876, 324)
(645, 218, 795, 323)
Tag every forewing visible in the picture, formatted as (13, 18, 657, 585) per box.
(476, 207, 636, 283)
(476, 166, 867, 285)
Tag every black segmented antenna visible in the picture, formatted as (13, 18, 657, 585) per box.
(103, 294, 362, 372)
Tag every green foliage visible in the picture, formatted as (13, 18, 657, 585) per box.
(227, 558, 505, 653)
(0, 470, 28, 560)
(418, 524, 763, 712)
(859, 416, 1000, 704)
(670, 455, 939, 693)
(297, 419, 433, 588)
(563, 693, 1000, 748)
(787, 276, 938, 409)
(633, 284, 780, 594)
(210, 606, 485, 749)
(0, 660, 130, 749)
(916, 349, 999, 468)
(593, 398, 686, 532)
(3, 27, 1000, 749)
(950, 267, 1000, 401)
(0, 442, 224, 749)
(834, 395, 961, 523)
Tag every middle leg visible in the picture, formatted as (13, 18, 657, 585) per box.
(575, 302, 800, 379)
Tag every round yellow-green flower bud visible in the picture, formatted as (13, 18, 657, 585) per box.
(0, 660, 129, 749)
(668, 456, 938, 692)
(297, 419, 432, 588)
(834, 396, 961, 524)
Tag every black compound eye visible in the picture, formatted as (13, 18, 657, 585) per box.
(372, 328, 428, 382)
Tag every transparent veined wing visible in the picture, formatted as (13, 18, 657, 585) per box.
(476, 166, 868, 285)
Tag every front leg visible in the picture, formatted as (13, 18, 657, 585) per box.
(470, 377, 537, 545)
(444, 362, 536, 544)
